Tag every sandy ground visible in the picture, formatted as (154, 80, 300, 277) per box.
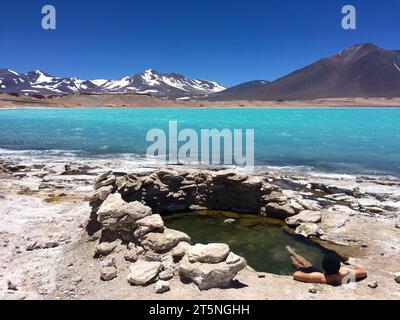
(1, 92, 400, 109)
(0, 158, 399, 300)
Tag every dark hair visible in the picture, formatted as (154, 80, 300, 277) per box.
(322, 254, 341, 275)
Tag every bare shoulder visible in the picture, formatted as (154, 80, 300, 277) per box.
(340, 266, 368, 281)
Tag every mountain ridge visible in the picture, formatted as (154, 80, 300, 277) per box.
(0, 69, 225, 100)
(207, 43, 400, 100)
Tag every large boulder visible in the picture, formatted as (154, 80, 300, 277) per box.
(188, 244, 230, 264)
(321, 214, 349, 229)
(179, 255, 247, 290)
(171, 241, 192, 259)
(127, 261, 162, 286)
(265, 202, 296, 219)
(136, 214, 164, 231)
(295, 223, 325, 238)
(141, 228, 191, 252)
(286, 210, 322, 227)
(95, 241, 119, 257)
(86, 185, 114, 202)
(96, 193, 152, 231)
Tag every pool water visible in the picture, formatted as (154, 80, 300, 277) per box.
(164, 211, 339, 275)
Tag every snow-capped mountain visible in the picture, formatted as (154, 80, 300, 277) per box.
(0, 69, 225, 99)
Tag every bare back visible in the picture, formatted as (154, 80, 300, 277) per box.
(294, 266, 366, 286)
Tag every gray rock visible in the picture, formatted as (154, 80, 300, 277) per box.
(161, 255, 175, 269)
(188, 244, 230, 264)
(321, 213, 349, 229)
(368, 281, 378, 289)
(226, 252, 241, 265)
(212, 169, 237, 179)
(286, 210, 322, 227)
(295, 223, 324, 238)
(296, 198, 323, 211)
(143, 251, 163, 262)
(154, 280, 170, 294)
(26, 241, 40, 251)
(179, 255, 247, 290)
(159, 268, 174, 281)
(289, 199, 305, 212)
(26, 239, 59, 251)
(100, 266, 117, 281)
(95, 174, 116, 190)
(86, 185, 114, 202)
(124, 249, 138, 263)
(127, 242, 136, 250)
(134, 226, 152, 238)
(97, 193, 152, 230)
(127, 261, 162, 286)
(141, 228, 191, 253)
(95, 241, 118, 257)
(395, 224, 400, 229)
(189, 205, 208, 211)
(394, 272, 400, 284)
(265, 202, 296, 219)
(223, 219, 236, 224)
(41, 241, 59, 249)
(94, 171, 112, 185)
(87, 230, 102, 242)
(7, 279, 18, 291)
(136, 214, 164, 230)
(170, 241, 191, 258)
(365, 206, 385, 214)
(308, 287, 318, 294)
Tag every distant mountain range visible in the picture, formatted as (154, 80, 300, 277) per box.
(0, 69, 225, 100)
(1, 43, 400, 101)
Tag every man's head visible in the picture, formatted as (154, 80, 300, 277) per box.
(322, 254, 341, 275)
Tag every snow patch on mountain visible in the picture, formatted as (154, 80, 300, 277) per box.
(7, 69, 19, 76)
(91, 79, 108, 86)
(30, 71, 54, 84)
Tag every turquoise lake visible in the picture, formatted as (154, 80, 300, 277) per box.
(0, 108, 400, 176)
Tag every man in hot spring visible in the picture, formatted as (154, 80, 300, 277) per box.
(286, 246, 367, 286)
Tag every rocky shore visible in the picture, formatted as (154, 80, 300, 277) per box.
(0, 156, 399, 300)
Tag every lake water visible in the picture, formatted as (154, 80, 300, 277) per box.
(0, 108, 399, 176)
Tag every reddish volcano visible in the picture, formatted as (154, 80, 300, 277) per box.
(210, 44, 400, 100)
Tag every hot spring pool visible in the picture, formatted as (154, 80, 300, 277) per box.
(164, 211, 340, 276)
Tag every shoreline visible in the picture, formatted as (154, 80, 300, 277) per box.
(2, 106, 400, 110)
(1, 147, 399, 179)
(1, 93, 400, 109)
(1, 155, 399, 300)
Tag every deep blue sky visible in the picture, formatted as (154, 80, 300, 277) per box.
(1, 0, 399, 86)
